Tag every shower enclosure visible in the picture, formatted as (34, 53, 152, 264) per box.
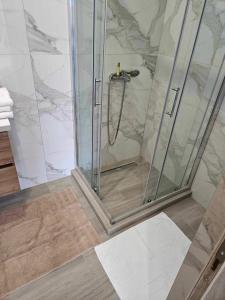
(70, 0, 225, 231)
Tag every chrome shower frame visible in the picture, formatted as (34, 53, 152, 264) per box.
(69, 0, 225, 234)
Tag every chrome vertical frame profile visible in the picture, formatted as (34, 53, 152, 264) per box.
(91, 0, 97, 190)
(97, 0, 108, 194)
(68, 0, 79, 167)
(91, 0, 108, 193)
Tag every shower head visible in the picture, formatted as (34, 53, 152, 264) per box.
(128, 70, 140, 77)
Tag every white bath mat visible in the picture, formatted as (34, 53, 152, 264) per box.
(95, 212, 191, 300)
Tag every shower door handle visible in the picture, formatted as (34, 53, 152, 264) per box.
(94, 78, 102, 106)
(166, 87, 180, 118)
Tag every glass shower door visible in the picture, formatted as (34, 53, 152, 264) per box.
(75, 0, 105, 193)
(143, 0, 204, 201)
(145, 0, 225, 201)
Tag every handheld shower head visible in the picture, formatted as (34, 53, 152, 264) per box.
(128, 70, 140, 77)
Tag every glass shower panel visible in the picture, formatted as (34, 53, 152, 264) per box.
(181, 59, 225, 187)
(144, 0, 199, 201)
(152, 0, 225, 199)
(75, 0, 104, 191)
(98, 0, 192, 219)
(75, 0, 94, 183)
(167, 58, 225, 190)
(156, 62, 224, 198)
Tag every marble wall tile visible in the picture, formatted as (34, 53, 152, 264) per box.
(106, 0, 166, 57)
(76, 0, 93, 55)
(190, 0, 225, 208)
(37, 97, 75, 181)
(23, 0, 70, 54)
(106, 0, 167, 75)
(101, 95, 144, 166)
(101, 77, 151, 167)
(193, 0, 225, 68)
(0, 54, 35, 98)
(15, 154, 47, 189)
(31, 54, 72, 98)
(45, 150, 75, 181)
(37, 98, 74, 154)
(0, 0, 29, 54)
(192, 105, 225, 208)
(31, 53, 74, 181)
(101, 0, 167, 169)
(141, 79, 168, 163)
(22, 0, 75, 184)
(0, 0, 74, 189)
(0, 54, 47, 189)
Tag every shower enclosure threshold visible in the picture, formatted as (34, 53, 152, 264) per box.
(72, 168, 192, 235)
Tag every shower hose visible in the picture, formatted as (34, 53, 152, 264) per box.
(107, 75, 127, 146)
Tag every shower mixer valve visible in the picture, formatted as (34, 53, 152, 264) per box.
(109, 62, 140, 81)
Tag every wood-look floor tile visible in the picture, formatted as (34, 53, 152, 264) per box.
(100, 161, 177, 218)
(0, 187, 101, 298)
(4, 250, 119, 300)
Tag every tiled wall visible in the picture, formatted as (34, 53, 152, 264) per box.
(192, 99, 225, 208)
(141, 0, 191, 165)
(0, 0, 74, 189)
(100, 0, 166, 169)
(191, 0, 225, 209)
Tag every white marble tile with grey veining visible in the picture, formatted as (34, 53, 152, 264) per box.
(31, 54, 72, 99)
(0, 0, 29, 54)
(23, 0, 70, 54)
(0, 54, 47, 189)
(101, 0, 168, 168)
(38, 98, 75, 182)
(106, 0, 167, 77)
(192, 110, 225, 208)
(45, 150, 75, 182)
(193, 0, 225, 67)
(30, 52, 74, 181)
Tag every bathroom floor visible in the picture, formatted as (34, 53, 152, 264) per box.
(100, 161, 177, 218)
(0, 176, 205, 300)
(0, 177, 106, 299)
